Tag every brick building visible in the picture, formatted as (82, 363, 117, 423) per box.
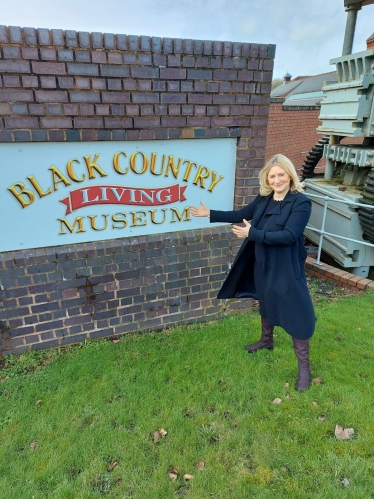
(264, 71, 337, 172)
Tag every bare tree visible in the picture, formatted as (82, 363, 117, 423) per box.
(271, 78, 283, 90)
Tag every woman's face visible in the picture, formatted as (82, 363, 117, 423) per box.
(268, 165, 291, 198)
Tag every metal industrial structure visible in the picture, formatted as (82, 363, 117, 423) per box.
(301, 0, 374, 277)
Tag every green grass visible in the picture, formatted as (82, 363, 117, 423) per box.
(1, 288, 374, 498)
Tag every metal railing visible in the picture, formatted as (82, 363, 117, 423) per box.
(304, 192, 374, 264)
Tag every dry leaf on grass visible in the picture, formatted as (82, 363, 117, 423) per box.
(284, 383, 289, 388)
(168, 473, 178, 481)
(312, 377, 323, 384)
(273, 398, 282, 405)
(312, 401, 318, 407)
(107, 461, 118, 471)
(35, 400, 43, 406)
(318, 416, 327, 422)
(196, 461, 205, 471)
(335, 425, 355, 440)
(0, 376, 9, 383)
(111, 338, 121, 344)
(183, 474, 193, 480)
(152, 428, 168, 442)
(30, 442, 38, 450)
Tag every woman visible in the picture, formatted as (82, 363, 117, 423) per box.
(190, 154, 316, 392)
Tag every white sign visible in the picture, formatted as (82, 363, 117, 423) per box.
(0, 139, 237, 252)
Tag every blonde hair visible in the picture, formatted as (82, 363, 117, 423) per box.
(259, 154, 304, 196)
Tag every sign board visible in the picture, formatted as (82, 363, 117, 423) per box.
(0, 139, 237, 252)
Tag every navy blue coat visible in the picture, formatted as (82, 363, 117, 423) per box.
(210, 191, 316, 339)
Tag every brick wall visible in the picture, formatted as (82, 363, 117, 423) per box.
(265, 100, 364, 174)
(0, 25, 275, 355)
(264, 100, 324, 172)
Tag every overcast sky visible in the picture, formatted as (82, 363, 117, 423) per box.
(2, 0, 374, 79)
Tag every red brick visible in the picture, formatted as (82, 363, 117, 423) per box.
(32, 62, 66, 75)
(211, 117, 235, 126)
(69, 92, 100, 103)
(100, 65, 129, 77)
(75, 77, 90, 89)
(4, 117, 39, 128)
(131, 67, 159, 79)
(40, 77, 57, 89)
(22, 75, 38, 88)
(92, 51, 107, 64)
(96, 104, 110, 115)
(41, 117, 73, 128)
(67, 63, 99, 76)
(126, 105, 139, 115)
(3, 75, 20, 87)
(0, 89, 34, 102)
(35, 90, 68, 102)
(187, 117, 211, 126)
(213, 69, 237, 80)
(188, 94, 212, 105)
(82, 130, 98, 141)
(40, 48, 57, 61)
(22, 47, 39, 60)
(357, 278, 372, 289)
(160, 68, 186, 79)
(80, 104, 94, 115)
(132, 93, 159, 104)
(104, 117, 133, 128)
(102, 92, 130, 103)
(74, 117, 104, 128)
(108, 52, 122, 64)
(238, 70, 254, 82)
(133, 117, 160, 128)
(0, 61, 31, 73)
(160, 117, 186, 127)
(161, 93, 186, 104)
(140, 129, 155, 140)
(64, 104, 79, 115)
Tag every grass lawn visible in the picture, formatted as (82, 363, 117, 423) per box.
(0, 280, 373, 498)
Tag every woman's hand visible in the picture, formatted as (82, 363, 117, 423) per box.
(190, 201, 210, 217)
(232, 219, 251, 238)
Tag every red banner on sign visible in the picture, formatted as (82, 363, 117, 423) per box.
(60, 184, 187, 215)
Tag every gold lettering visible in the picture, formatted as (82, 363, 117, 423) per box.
(150, 153, 166, 175)
(182, 160, 197, 182)
(7, 182, 35, 208)
(130, 211, 147, 227)
(112, 212, 128, 229)
(113, 152, 128, 174)
(89, 214, 109, 231)
(130, 152, 148, 174)
(170, 207, 191, 223)
(192, 165, 210, 188)
(208, 171, 225, 192)
(67, 158, 86, 182)
(165, 155, 182, 178)
(83, 154, 108, 179)
(26, 175, 52, 199)
(149, 209, 167, 224)
(58, 217, 86, 234)
(49, 165, 72, 191)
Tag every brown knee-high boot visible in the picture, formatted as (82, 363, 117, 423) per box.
(292, 338, 311, 391)
(245, 317, 274, 352)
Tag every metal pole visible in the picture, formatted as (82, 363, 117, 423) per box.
(342, 7, 359, 56)
(316, 198, 329, 264)
(324, 135, 337, 181)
